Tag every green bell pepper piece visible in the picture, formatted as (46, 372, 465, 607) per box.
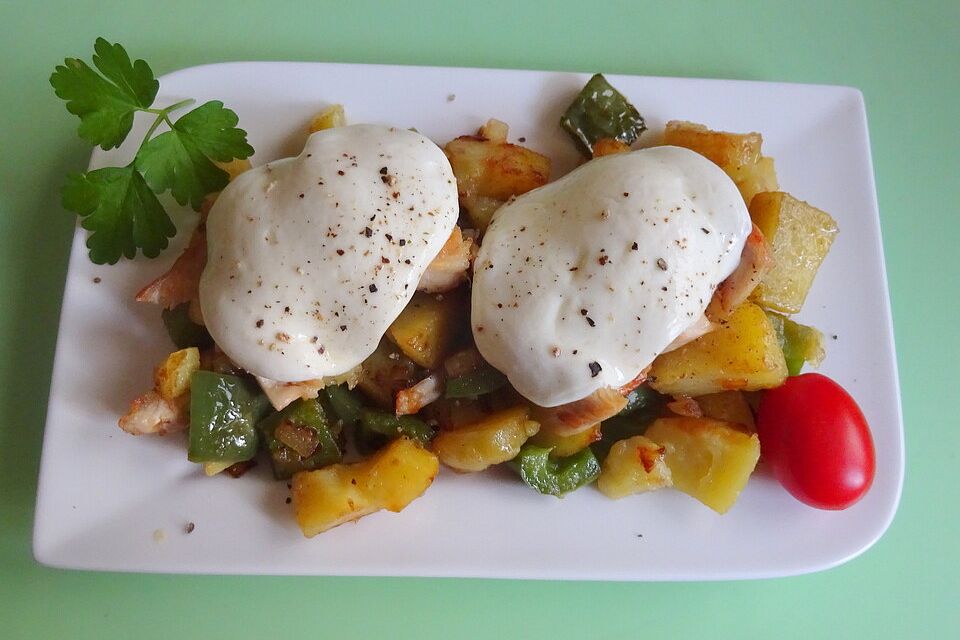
(188, 371, 270, 465)
(258, 398, 342, 480)
(765, 311, 826, 376)
(560, 73, 646, 157)
(512, 444, 601, 497)
(323, 384, 365, 427)
(359, 410, 434, 448)
(161, 303, 212, 349)
(444, 364, 508, 398)
(618, 384, 665, 417)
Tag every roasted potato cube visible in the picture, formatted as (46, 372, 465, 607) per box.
(749, 192, 838, 313)
(357, 339, 420, 409)
(478, 118, 509, 143)
(597, 435, 672, 499)
(645, 417, 760, 513)
(292, 437, 438, 537)
(663, 121, 776, 208)
(529, 422, 601, 457)
(432, 406, 539, 472)
(154, 347, 200, 401)
(730, 156, 778, 207)
(459, 195, 504, 232)
(663, 121, 762, 171)
(444, 127, 550, 231)
(308, 104, 346, 133)
(694, 391, 755, 431)
(445, 136, 550, 201)
(648, 302, 788, 396)
(386, 291, 462, 369)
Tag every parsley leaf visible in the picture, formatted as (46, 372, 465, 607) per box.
(50, 37, 158, 150)
(52, 39, 255, 265)
(63, 166, 175, 264)
(136, 101, 255, 209)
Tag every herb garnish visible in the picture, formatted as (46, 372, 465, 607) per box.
(51, 38, 254, 264)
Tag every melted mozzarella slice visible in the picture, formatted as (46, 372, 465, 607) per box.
(472, 145, 751, 407)
(200, 124, 458, 381)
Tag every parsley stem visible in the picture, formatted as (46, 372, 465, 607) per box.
(144, 98, 195, 116)
(138, 99, 195, 148)
(164, 98, 195, 113)
(140, 113, 167, 148)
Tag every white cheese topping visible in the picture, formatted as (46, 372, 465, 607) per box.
(472, 146, 751, 407)
(199, 124, 458, 381)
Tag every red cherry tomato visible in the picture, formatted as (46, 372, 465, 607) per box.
(756, 373, 875, 510)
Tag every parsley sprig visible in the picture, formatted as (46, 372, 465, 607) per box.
(51, 38, 254, 264)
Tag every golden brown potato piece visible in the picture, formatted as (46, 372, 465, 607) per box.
(458, 195, 503, 232)
(386, 291, 463, 369)
(445, 136, 549, 201)
(357, 340, 421, 409)
(446, 120, 550, 201)
(308, 104, 346, 133)
(292, 437, 438, 537)
(694, 391, 755, 431)
(154, 347, 200, 401)
(597, 435, 672, 499)
(731, 156, 778, 206)
(749, 192, 839, 313)
(645, 417, 760, 513)
(529, 423, 601, 457)
(663, 121, 778, 207)
(648, 302, 788, 396)
(478, 118, 509, 142)
(444, 120, 550, 231)
(663, 120, 762, 170)
(432, 406, 539, 472)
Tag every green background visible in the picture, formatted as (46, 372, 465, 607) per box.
(2, 0, 956, 637)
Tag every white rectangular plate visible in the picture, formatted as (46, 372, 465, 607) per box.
(34, 62, 903, 580)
